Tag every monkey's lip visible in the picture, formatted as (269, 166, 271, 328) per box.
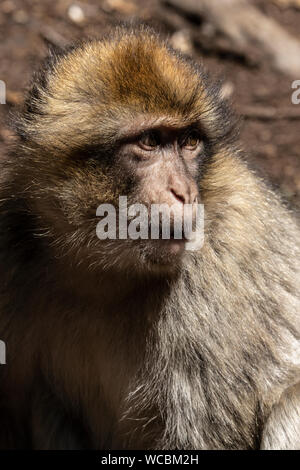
(149, 226, 190, 254)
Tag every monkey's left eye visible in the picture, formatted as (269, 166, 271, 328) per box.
(138, 131, 160, 150)
(180, 131, 202, 150)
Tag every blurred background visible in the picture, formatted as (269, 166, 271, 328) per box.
(0, 0, 299, 211)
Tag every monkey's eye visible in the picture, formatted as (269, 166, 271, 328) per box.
(180, 131, 202, 150)
(138, 131, 160, 150)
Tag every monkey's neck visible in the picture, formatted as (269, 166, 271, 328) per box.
(53, 258, 178, 312)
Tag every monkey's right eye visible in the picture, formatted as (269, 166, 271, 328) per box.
(138, 131, 160, 150)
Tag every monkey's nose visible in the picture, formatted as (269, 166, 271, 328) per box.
(170, 185, 198, 206)
(171, 188, 185, 205)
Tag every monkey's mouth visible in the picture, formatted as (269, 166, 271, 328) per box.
(147, 225, 188, 255)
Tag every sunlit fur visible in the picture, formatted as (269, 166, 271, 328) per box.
(0, 25, 299, 449)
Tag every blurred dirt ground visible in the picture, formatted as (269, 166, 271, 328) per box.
(0, 0, 299, 211)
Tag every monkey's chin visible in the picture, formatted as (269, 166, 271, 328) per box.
(141, 239, 187, 273)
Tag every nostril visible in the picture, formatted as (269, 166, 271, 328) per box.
(171, 188, 185, 205)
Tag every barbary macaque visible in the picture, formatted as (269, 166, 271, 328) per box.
(0, 26, 299, 450)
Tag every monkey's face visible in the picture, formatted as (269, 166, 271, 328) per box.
(108, 124, 202, 269)
(38, 123, 203, 276)
(18, 28, 236, 276)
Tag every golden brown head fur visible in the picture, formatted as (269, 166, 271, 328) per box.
(17, 26, 234, 152)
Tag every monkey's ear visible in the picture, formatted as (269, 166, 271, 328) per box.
(24, 45, 72, 110)
(201, 75, 240, 147)
(10, 43, 77, 142)
(9, 47, 60, 141)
